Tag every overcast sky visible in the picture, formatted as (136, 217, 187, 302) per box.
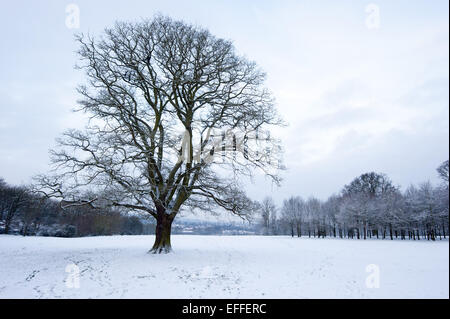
(0, 0, 448, 208)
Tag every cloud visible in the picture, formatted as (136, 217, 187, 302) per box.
(0, 0, 448, 205)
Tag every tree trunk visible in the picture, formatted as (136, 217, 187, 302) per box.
(150, 213, 173, 254)
(4, 222, 10, 234)
(21, 224, 29, 236)
(4, 213, 14, 234)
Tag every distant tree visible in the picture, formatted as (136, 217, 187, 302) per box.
(260, 197, 276, 235)
(436, 186, 449, 239)
(0, 183, 29, 234)
(417, 182, 442, 241)
(293, 197, 306, 237)
(269, 207, 279, 235)
(121, 215, 144, 235)
(342, 172, 397, 198)
(437, 160, 449, 184)
(378, 189, 405, 240)
(322, 195, 340, 237)
(436, 160, 449, 238)
(341, 172, 398, 239)
(19, 196, 48, 236)
(281, 197, 296, 237)
(0, 178, 7, 221)
(304, 197, 321, 238)
(280, 196, 305, 237)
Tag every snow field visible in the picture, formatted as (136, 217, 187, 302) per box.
(0, 235, 448, 298)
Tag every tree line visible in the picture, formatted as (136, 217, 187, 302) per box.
(0, 178, 150, 237)
(2, 160, 448, 240)
(259, 160, 449, 241)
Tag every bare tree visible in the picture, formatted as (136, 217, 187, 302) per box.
(436, 160, 449, 239)
(269, 206, 279, 235)
(322, 195, 340, 237)
(0, 178, 7, 221)
(35, 16, 283, 253)
(437, 160, 449, 184)
(19, 196, 46, 236)
(341, 172, 398, 239)
(342, 172, 397, 198)
(292, 196, 306, 238)
(281, 196, 304, 237)
(259, 197, 276, 235)
(0, 185, 29, 234)
(306, 197, 323, 238)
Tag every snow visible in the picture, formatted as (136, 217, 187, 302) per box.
(0, 235, 448, 298)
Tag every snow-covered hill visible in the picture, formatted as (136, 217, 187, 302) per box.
(0, 235, 448, 298)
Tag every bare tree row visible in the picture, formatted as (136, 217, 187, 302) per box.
(259, 161, 449, 241)
(0, 178, 147, 237)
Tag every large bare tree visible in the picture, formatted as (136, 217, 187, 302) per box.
(36, 16, 283, 253)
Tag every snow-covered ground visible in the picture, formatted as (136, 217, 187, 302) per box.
(0, 235, 448, 298)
